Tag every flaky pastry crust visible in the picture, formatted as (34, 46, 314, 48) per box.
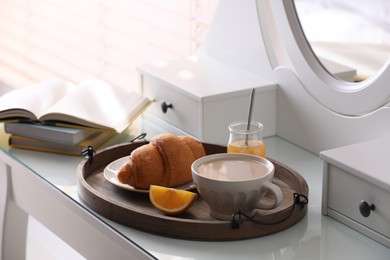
(117, 134, 205, 189)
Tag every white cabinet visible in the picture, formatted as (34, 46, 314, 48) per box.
(321, 137, 390, 247)
(138, 57, 277, 145)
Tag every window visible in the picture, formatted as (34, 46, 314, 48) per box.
(0, 0, 218, 91)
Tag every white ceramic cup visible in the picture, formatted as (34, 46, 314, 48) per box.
(191, 153, 283, 220)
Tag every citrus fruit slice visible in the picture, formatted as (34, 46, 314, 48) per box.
(149, 185, 197, 215)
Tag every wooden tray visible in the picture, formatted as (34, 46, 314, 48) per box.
(77, 142, 309, 241)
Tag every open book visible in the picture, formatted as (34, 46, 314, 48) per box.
(0, 79, 151, 133)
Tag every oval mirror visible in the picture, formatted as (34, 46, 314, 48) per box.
(294, 0, 390, 82)
(268, 0, 390, 115)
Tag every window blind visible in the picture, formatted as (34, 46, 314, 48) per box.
(0, 0, 218, 91)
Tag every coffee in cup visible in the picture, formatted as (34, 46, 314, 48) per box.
(192, 153, 283, 220)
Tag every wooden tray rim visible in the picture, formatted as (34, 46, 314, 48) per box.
(76, 141, 309, 240)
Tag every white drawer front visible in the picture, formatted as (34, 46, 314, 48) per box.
(327, 165, 390, 239)
(142, 76, 201, 137)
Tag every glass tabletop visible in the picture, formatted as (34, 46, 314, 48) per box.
(1, 118, 390, 260)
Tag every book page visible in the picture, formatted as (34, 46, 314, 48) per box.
(0, 79, 76, 120)
(41, 80, 150, 132)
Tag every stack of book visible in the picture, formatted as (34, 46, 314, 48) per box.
(0, 79, 151, 155)
(4, 123, 115, 155)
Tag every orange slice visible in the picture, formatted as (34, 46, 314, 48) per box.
(149, 185, 197, 215)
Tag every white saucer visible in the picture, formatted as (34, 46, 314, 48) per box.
(103, 156, 196, 193)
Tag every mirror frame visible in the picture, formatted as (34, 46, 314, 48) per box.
(267, 0, 390, 116)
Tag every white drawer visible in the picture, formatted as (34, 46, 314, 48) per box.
(321, 137, 390, 248)
(142, 76, 201, 137)
(326, 164, 390, 239)
(138, 58, 277, 145)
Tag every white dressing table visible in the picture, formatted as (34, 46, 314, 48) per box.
(1, 118, 390, 260)
(2, 0, 390, 258)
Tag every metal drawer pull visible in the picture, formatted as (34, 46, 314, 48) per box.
(161, 100, 173, 113)
(359, 200, 375, 217)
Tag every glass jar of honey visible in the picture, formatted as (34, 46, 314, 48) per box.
(227, 121, 266, 158)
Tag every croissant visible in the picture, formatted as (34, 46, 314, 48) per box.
(117, 133, 206, 189)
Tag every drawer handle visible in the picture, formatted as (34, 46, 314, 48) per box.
(359, 200, 375, 217)
(161, 101, 173, 113)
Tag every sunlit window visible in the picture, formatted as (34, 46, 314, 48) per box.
(0, 0, 218, 91)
